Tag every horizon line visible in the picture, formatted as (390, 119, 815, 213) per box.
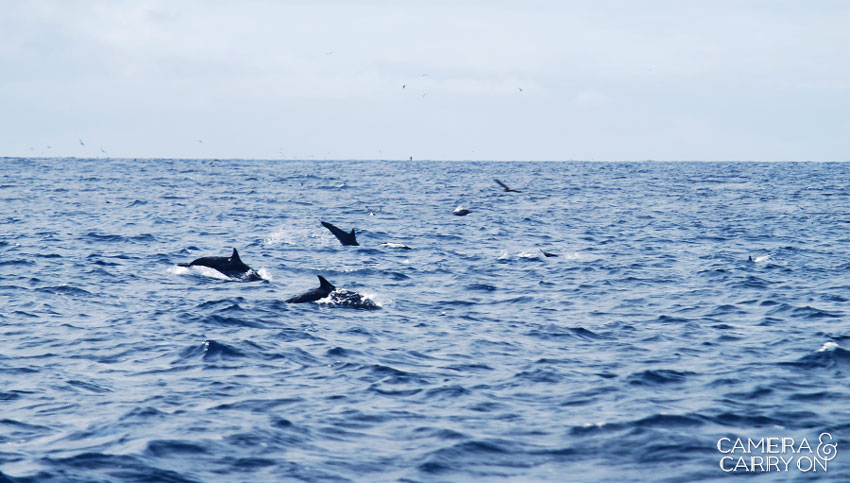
(1, 156, 845, 163)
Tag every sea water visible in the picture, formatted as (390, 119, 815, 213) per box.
(1, 158, 849, 481)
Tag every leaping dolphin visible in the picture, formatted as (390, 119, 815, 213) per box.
(286, 275, 335, 303)
(178, 248, 262, 281)
(321, 221, 358, 246)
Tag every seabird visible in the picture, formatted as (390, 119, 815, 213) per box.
(495, 179, 522, 193)
(453, 205, 470, 216)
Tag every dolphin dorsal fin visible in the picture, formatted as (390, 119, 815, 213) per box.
(231, 248, 241, 261)
(317, 275, 335, 290)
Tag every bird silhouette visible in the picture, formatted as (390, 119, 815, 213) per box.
(494, 179, 521, 193)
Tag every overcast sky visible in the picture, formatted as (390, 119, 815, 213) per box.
(2, 1, 848, 160)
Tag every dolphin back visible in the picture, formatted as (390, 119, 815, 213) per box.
(178, 248, 259, 281)
(286, 275, 336, 303)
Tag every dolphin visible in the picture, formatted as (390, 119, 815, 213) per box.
(178, 248, 262, 281)
(453, 205, 470, 216)
(380, 242, 412, 250)
(286, 275, 380, 309)
(321, 221, 359, 246)
(286, 275, 335, 303)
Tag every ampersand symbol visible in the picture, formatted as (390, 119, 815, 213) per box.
(817, 432, 838, 462)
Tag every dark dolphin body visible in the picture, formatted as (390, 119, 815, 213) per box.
(286, 275, 380, 309)
(321, 221, 358, 246)
(178, 248, 263, 281)
(286, 275, 335, 303)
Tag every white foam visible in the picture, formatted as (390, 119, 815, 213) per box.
(359, 290, 389, 307)
(264, 228, 295, 246)
(818, 341, 839, 352)
(316, 289, 386, 308)
(267, 223, 344, 248)
(754, 254, 771, 263)
(257, 268, 273, 281)
(169, 265, 191, 275)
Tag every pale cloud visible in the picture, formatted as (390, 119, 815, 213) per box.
(575, 90, 610, 106)
(1, 1, 849, 160)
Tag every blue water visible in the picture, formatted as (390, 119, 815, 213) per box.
(2, 158, 849, 481)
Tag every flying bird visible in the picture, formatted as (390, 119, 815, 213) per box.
(494, 179, 522, 193)
(79, 139, 86, 146)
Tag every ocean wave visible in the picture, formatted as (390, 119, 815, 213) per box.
(5, 159, 850, 481)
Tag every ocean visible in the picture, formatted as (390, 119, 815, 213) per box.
(1, 158, 848, 481)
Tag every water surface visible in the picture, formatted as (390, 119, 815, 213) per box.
(1, 159, 849, 481)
